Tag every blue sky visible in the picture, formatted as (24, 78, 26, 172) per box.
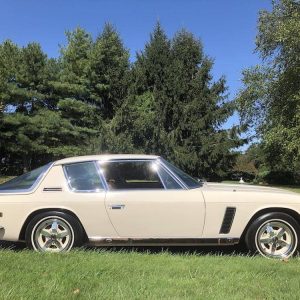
(0, 0, 271, 130)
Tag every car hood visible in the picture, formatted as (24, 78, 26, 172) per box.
(203, 182, 295, 194)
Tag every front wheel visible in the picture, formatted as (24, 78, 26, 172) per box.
(245, 212, 299, 259)
(25, 212, 84, 252)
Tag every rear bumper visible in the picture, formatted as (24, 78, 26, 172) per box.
(0, 226, 5, 239)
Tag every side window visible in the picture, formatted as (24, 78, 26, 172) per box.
(99, 160, 164, 190)
(0, 163, 51, 191)
(157, 165, 183, 189)
(64, 162, 104, 192)
(160, 158, 201, 189)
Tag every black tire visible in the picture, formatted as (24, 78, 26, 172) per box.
(245, 212, 300, 259)
(25, 211, 84, 252)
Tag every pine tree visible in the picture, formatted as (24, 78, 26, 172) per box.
(88, 23, 130, 119)
(0, 42, 60, 172)
(0, 23, 241, 179)
(113, 24, 240, 179)
(0, 37, 97, 173)
(118, 23, 171, 154)
(0, 40, 20, 114)
(54, 27, 100, 155)
(166, 29, 240, 179)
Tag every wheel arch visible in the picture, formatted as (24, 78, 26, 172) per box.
(19, 208, 88, 242)
(241, 207, 300, 240)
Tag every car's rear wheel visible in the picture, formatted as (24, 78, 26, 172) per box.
(25, 212, 83, 252)
(245, 212, 299, 259)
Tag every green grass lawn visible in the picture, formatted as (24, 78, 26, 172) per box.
(0, 249, 299, 299)
(0, 176, 300, 298)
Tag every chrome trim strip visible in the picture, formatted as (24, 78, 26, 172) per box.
(95, 161, 109, 192)
(99, 159, 155, 163)
(155, 162, 167, 190)
(0, 162, 54, 195)
(68, 189, 105, 193)
(43, 187, 63, 192)
(88, 237, 240, 246)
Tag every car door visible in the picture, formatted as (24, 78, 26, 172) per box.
(61, 161, 116, 237)
(100, 160, 205, 238)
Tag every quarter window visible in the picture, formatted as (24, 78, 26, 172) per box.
(157, 165, 182, 189)
(99, 160, 165, 190)
(0, 163, 51, 191)
(160, 158, 201, 189)
(64, 162, 104, 192)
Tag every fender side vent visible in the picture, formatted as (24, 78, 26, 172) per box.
(43, 187, 63, 192)
(219, 207, 236, 234)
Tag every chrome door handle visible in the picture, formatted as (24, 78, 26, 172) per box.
(110, 204, 125, 210)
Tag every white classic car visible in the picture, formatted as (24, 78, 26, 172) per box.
(0, 154, 299, 259)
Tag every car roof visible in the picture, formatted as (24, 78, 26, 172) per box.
(54, 154, 160, 165)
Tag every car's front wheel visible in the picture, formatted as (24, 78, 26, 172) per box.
(245, 212, 299, 259)
(25, 212, 83, 252)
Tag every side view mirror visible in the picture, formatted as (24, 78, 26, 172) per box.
(197, 178, 207, 183)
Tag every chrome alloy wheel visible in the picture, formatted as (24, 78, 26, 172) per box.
(255, 219, 297, 258)
(31, 217, 74, 252)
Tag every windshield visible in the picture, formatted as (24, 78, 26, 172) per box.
(0, 163, 52, 191)
(160, 159, 201, 189)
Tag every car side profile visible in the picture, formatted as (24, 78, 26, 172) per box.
(1, 154, 300, 259)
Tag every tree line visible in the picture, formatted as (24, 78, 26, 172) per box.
(1, 0, 299, 184)
(0, 23, 241, 180)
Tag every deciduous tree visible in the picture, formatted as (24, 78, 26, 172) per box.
(237, 0, 300, 181)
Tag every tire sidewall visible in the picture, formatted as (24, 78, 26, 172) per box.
(25, 211, 83, 252)
(245, 212, 300, 258)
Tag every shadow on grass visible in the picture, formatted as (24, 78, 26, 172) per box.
(93, 244, 249, 256)
(0, 240, 249, 256)
(0, 240, 26, 251)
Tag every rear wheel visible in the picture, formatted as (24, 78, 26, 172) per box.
(245, 212, 299, 259)
(25, 212, 84, 252)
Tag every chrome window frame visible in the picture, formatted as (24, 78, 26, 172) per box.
(63, 161, 106, 193)
(158, 158, 202, 189)
(0, 162, 54, 194)
(97, 158, 187, 191)
(155, 162, 167, 189)
(157, 159, 188, 189)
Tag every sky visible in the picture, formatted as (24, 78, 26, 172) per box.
(0, 0, 271, 131)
